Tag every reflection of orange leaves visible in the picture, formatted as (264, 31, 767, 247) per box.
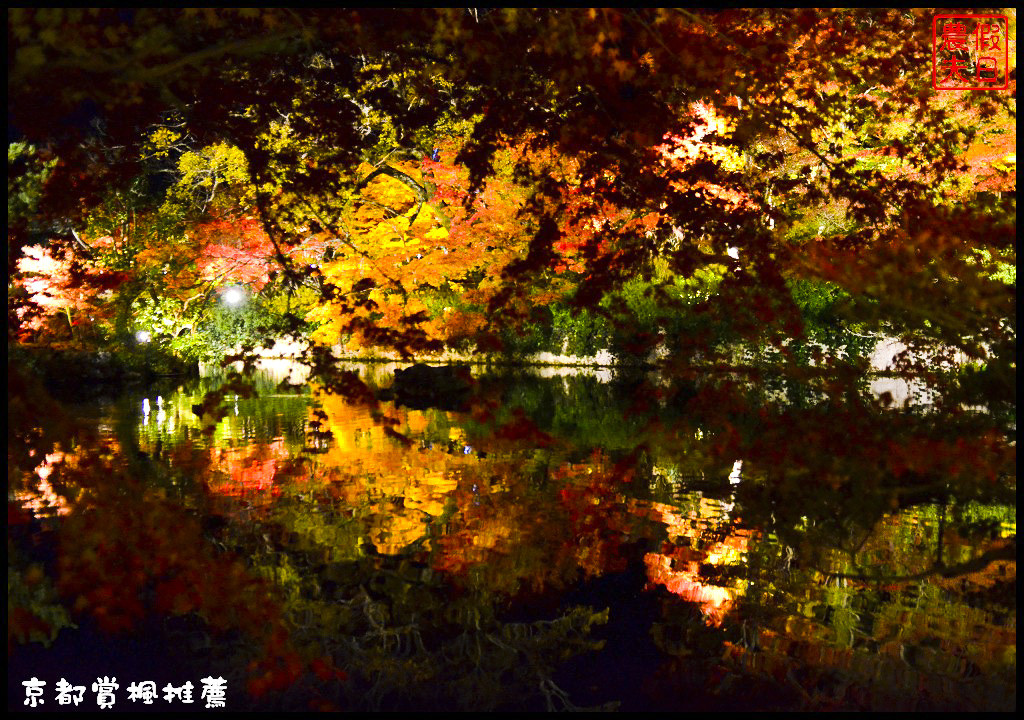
(644, 552, 735, 626)
(554, 457, 635, 576)
(8, 607, 52, 649)
(314, 391, 475, 552)
(79, 581, 147, 634)
(310, 656, 348, 685)
(434, 519, 517, 577)
(430, 468, 552, 585)
(492, 411, 553, 447)
(14, 450, 74, 518)
(638, 498, 747, 625)
(933, 538, 1016, 593)
(247, 642, 304, 698)
(405, 410, 430, 435)
(206, 439, 290, 498)
(154, 574, 199, 615)
(44, 448, 313, 702)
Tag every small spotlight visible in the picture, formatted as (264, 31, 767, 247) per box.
(135, 330, 152, 343)
(223, 287, 245, 307)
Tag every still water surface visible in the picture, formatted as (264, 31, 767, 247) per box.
(17, 360, 1016, 711)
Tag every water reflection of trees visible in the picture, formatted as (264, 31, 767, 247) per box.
(9, 364, 1015, 711)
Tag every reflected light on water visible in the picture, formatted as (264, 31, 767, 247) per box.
(15, 451, 73, 517)
(641, 499, 749, 625)
(645, 552, 736, 626)
(16, 360, 1012, 711)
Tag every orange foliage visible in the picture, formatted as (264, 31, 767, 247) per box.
(194, 214, 277, 291)
(13, 244, 120, 341)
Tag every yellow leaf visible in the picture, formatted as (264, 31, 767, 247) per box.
(423, 227, 449, 241)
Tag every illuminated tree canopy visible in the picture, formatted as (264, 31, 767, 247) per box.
(9, 9, 1014, 368)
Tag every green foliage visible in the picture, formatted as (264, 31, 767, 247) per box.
(971, 248, 1016, 286)
(201, 291, 293, 360)
(787, 278, 876, 357)
(8, 142, 57, 222)
(550, 306, 614, 357)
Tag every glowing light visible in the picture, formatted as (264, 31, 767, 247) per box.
(223, 287, 245, 307)
(729, 459, 743, 485)
(136, 330, 151, 343)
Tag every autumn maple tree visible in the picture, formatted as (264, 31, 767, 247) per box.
(9, 9, 1014, 374)
(193, 213, 277, 293)
(14, 244, 101, 342)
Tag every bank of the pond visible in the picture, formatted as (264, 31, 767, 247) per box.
(14, 331, 974, 408)
(239, 337, 638, 368)
(10, 344, 199, 398)
(248, 335, 944, 371)
(240, 336, 968, 409)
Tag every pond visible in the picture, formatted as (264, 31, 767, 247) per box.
(9, 360, 1016, 711)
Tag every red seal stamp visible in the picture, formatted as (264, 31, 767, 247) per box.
(933, 14, 1009, 90)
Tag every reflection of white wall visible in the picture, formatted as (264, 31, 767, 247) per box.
(205, 358, 312, 385)
(867, 337, 973, 408)
(869, 376, 911, 407)
(532, 364, 613, 382)
(729, 459, 743, 485)
(869, 337, 913, 407)
(869, 337, 906, 371)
